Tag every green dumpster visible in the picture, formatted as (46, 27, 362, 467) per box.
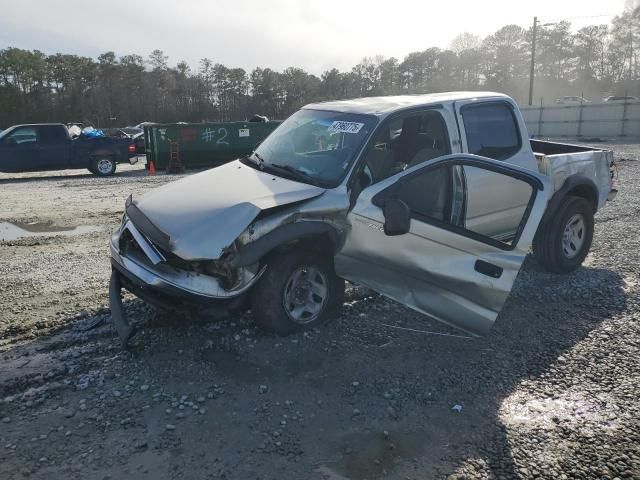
(144, 121, 281, 170)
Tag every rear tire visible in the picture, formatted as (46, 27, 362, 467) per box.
(533, 195, 594, 273)
(91, 157, 116, 177)
(250, 248, 345, 335)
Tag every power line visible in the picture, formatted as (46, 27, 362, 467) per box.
(521, 12, 620, 32)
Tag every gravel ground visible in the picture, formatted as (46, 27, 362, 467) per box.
(0, 146, 638, 480)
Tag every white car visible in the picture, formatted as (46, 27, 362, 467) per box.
(603, 95, 639, 103)
(555, 96, 590, 104)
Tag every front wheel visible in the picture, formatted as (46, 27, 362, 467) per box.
(250, 249, 345, 335)
(91, 157, 116, 177)
(533, 195, 594, 273)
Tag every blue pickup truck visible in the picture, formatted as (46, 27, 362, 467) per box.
(0, 123, 140, 176)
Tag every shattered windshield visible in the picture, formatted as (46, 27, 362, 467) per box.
(247, 109, 377, 187)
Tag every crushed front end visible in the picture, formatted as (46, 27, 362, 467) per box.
(109, 205, 265, 348)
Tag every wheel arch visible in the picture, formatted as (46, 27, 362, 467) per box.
(232, 222, 340, 268)
(90, 150, 116, 160)
(540, 175, 598, 228)
(565, 182, 598, 213)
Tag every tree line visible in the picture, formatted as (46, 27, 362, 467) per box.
(0, 6, 639, 128)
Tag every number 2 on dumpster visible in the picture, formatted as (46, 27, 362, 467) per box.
(216, 128, 229, 147)
(201, 127, 229, 147)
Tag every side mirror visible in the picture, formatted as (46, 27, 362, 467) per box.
(383, 197, 411, 236)
(5, 137, 17, 146)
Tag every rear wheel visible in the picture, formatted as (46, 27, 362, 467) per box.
(91, 157, 116, 176)
(533, 195, 594, 273)
(250, 248, 345, 335)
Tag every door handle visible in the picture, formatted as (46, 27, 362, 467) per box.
(474, 260, 503, 278)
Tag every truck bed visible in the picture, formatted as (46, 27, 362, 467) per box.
(530, 139, 613, 209)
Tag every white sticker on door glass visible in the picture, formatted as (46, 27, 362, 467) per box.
(239, 128, 250, 138)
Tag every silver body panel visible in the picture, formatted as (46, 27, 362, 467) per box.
(535, 149, 613, 209)
(133, 160, 325, 260)
(452, 97, 539, 238)
(334, 155, 550, 336)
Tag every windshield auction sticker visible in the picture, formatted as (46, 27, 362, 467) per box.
(328, 121, 365, 134)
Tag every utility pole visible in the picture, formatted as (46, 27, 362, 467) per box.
(528, 17, 557, 106)
(528, 17, 538, 106)
(630, 33, 634, 81)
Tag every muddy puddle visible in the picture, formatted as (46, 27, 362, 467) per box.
(0, 220, 102, 241)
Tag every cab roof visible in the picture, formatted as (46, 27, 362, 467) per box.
(8, 123, 65, 129)
(304, 91, 510, 116)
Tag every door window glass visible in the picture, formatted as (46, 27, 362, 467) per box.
(360, 111, 450, 185)
(3, 127, 38, 145)
(462, 166, 533, 245)
(396, 165, 453, 223)
(390, 163, 535, 248)
(39, 126, 67, 144)
(461, 103, 520, 160)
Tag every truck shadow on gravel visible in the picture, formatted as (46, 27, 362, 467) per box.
(0, 264, 628, 479)
(314, 265, 628, 479)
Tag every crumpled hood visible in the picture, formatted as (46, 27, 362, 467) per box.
(132, 160, 325, 260)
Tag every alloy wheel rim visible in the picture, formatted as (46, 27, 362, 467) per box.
(562, 214, 586, 259)
(283, 266, 328, 324)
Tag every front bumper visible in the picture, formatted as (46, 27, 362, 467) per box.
(109, 223, 263, 347)
(110, 226, 262, 303)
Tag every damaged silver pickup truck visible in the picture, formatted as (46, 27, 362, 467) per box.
(109, 92, 616, 347)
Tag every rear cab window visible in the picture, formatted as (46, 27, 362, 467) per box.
(39, 125, 69, 144)
(461, 103, 521, 160)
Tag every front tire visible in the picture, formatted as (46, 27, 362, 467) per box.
(250, 249, 345, 335)
(91, 157, 116, 176)
(533, 195, 594, 273)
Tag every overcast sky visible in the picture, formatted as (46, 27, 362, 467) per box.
(0, 0, 629, 74)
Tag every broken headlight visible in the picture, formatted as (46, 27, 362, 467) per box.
(201, 261, 239, 290)
(200, 261, 261, 292)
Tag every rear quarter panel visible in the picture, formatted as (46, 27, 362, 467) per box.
(71, 137, 129, 168)
(535, 150, 612, 209)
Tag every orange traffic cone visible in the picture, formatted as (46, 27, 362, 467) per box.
(148, 161, 156, 176)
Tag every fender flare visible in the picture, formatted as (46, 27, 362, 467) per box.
(87, 147, 119, 165)
(538, 175, 598, 230)
(90, 148, 117, 158)
(232, 221, 340, 267)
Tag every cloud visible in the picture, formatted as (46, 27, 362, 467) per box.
(0, 0, 627, 74)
